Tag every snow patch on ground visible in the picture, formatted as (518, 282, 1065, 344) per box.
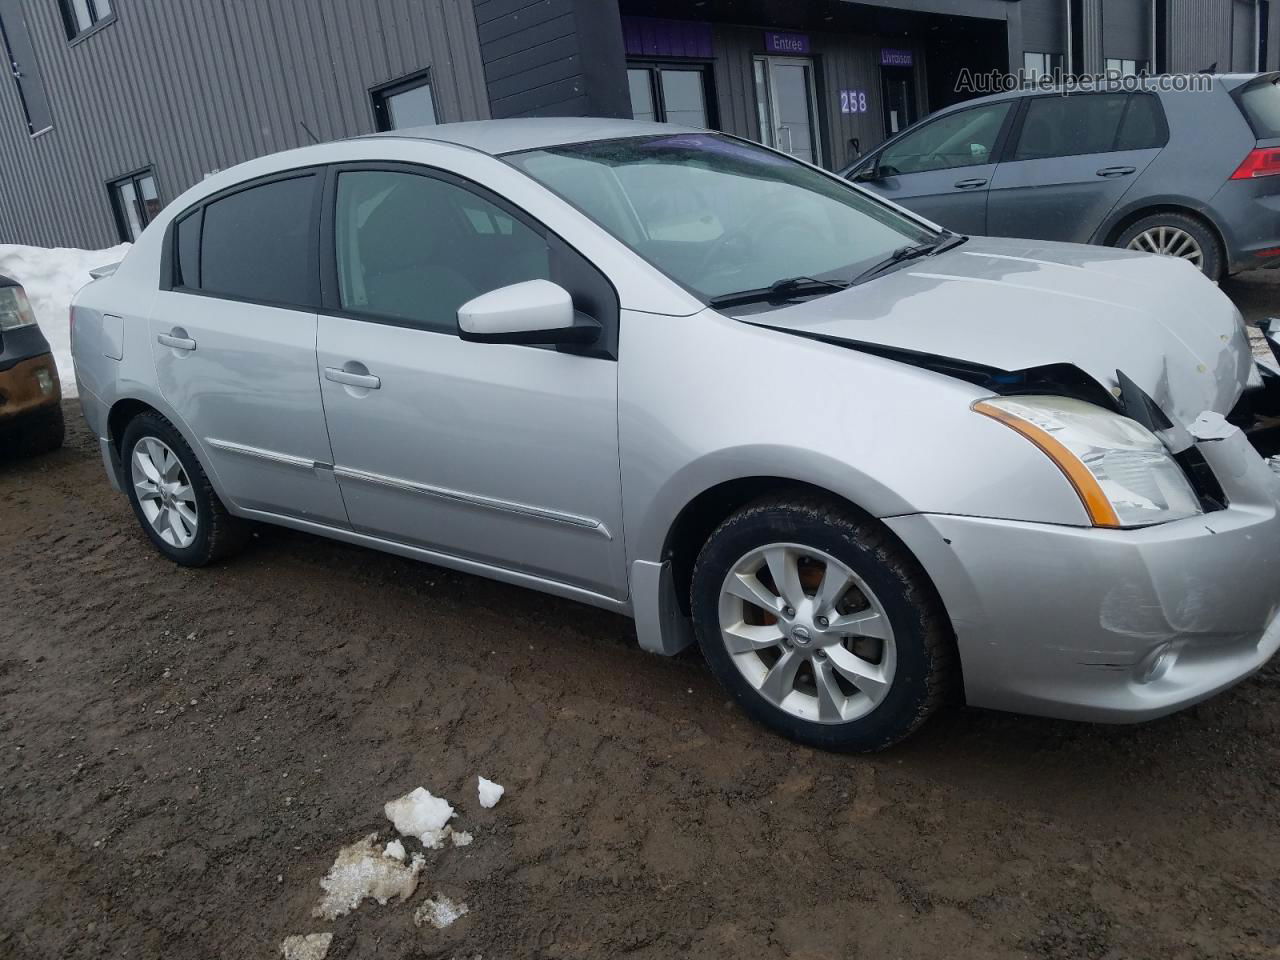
(478, 776, 505, 809)
(313, 834, 425, 920)
(0, 243, 130, 399)
(450, 829, 473, 847)
(279, 932, 333, 960)
(414, 893, 469, 929)
(385, 787, 456, 848)
(383, 838, 406, 861)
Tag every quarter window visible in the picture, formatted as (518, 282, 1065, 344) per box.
(108, 168, 161, 242)
(199, 175, 319, 306)
(879, 102, 1012, 176)
(59, 0, 112, 39)
(334, 170, 551, 332)
(371, 71, 437, 132)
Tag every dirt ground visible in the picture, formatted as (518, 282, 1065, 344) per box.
(3, 277, 1280, 959)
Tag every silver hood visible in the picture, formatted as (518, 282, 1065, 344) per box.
(746, 236, 1252, 431)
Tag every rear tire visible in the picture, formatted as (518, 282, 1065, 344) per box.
(690, 495, 955, 752)
(1115, 212, 1223, 280)
(121, 412, 250, 566)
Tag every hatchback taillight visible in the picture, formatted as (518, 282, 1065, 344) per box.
(1231, 147, 1280, 179)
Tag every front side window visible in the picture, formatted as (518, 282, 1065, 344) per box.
(371, 72, 437, 131)
(108, 169, 161, 242)
(506, 134, 935, 302)
(626, 63, 713, 127)
(60, 0, 112, 39)
(879, 102, 1013, 176)
(199, 175, 318, 306)
(334, 170, 551, 331)
(1014, 93, 1133, 160)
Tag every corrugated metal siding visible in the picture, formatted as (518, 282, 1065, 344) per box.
(1167, 0, 1234, 71)
(1102, 0, 1151, 61)
(0, 0, 489, 248)
(1231, 0, 1258, 70)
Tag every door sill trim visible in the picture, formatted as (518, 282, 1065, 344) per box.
(234, 507, 631, 615)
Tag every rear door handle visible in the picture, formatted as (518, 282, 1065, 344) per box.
(1096, 165, 1137, 178)
(157, 332, 196, 351)
(954, 178, 988, 189)
(324, 367, 381, 390)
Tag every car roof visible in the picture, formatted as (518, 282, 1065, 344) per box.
(365, 117, 707, 156)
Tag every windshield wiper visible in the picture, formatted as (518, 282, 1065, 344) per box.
(709, 275, 850, 310)
(852, 232, 969, 286)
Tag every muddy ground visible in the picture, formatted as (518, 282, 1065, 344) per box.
(3, 275, 1280, 959)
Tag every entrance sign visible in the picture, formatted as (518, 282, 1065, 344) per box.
(765, 32, 811, 55)
(880, 48, 914, 67)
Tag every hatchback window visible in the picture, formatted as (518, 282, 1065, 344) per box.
(199, 175, 318, 306)
(1236, 76, 1280, 138)
(879, 102, 1012, 175)
(508, 134, 935, 303)
(1014, 94, 1129, 160)
(334, 170, 551, 331)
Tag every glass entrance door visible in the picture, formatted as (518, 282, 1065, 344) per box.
(754, 56, 821, 164)
(880, 66, 918, 137)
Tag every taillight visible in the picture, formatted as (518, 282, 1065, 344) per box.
(1231, 147, 1280, 179)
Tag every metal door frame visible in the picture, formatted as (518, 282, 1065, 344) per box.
(753, 55, 822, 162)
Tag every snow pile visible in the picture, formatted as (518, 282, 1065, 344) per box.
(450, 830, 473, 847)
(383, 838, 406, 861)
(478, 776, 505, 809)
(385, 787, 456, 849)
(0, 243, 130, 399)
(313, 834, 425, 920)
(414, 893, 469, 930)
(279, 932, 332, 960)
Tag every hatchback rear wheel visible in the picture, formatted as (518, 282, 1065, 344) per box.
(1116, 212, 1222, 280)
(690, 495, 955, 752)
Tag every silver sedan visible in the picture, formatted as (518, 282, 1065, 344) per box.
(71, 118, 1280, 751)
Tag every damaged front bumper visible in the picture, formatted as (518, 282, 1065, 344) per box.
(885, 424, 1280, 723)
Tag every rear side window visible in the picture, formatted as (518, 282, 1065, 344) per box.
(1014, 94, 1130, 160)
(1236, 76, 1280, 138)
(199, 175, 319, 306)
(1114, 94, 1168, 150)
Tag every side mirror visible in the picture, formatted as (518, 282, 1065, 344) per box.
(852, 164, 883, 183)
(457, 279, 601, 346)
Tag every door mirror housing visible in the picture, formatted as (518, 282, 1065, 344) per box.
(457, 279, 601, 346)
(852, 164, 883, 183)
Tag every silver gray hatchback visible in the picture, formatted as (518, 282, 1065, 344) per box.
(72, 118, 1280, 751)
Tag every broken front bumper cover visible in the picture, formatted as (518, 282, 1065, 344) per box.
(886, 423, 1280, 723)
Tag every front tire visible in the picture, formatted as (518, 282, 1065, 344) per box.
(121, 412, 249, 566)
(690, 495, 954, 752)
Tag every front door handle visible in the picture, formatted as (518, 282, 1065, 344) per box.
(324, 366, 381, 390)
(157, 332, 196, 351)
(1096, 165, 1137, 178)
(954, 178, 988, 189)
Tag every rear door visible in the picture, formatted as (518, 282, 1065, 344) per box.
(986, 92, 1167, 243)
(855, 99, 1016, 235)
(150, 171, 348, 526)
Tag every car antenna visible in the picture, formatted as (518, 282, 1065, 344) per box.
(299, 120, 321, 145)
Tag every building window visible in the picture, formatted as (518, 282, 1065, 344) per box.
(59, 0, 113, 40)
(371, 70, 437, 132)
(1023, 52, 1064, 80)
(627, 63, 715, 128)
(108, 168, 161, 242)
(1105, 58, 1150, 76)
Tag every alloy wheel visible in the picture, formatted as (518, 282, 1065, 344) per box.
(131, 437, 198, 549)
(1126, 226, 1204, 269)
(716, 543, 896, 724)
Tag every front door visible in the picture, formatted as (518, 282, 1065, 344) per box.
(315, 165, 628, 600)
(755, 56, 822, 164)
(151, 171, 348, 526)
(858, 99, 1015, 235)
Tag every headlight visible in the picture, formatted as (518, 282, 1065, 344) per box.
(0, 285, 37, 331)
(973, 395, 1203, 528)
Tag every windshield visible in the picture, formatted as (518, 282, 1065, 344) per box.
(505, 133, 936, 302)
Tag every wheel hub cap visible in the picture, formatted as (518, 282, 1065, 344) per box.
(789, 625, 814, 647)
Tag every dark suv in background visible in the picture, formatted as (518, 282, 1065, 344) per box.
(0, 274, 63, 457)
(843, 73, 1280, 279)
